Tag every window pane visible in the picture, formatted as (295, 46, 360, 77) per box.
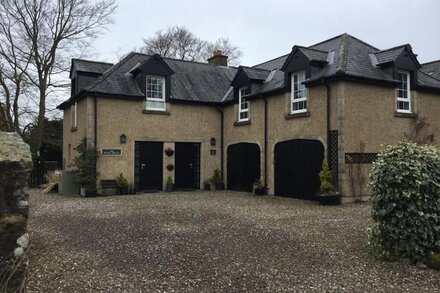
(147, 100, 165, 110)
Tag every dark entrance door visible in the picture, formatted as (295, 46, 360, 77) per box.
(274, 139, 324, 199)
(227, 143, 261, 192)
(175, 143, 200, 190)
(135, 141, 163, 192)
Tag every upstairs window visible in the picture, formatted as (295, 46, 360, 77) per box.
(396, 71, 411, 113)
(71, 102, 77, 128)
(146, 75, 166, 111)
(291, 71, 308, 114)
(238, 87, 250, 121)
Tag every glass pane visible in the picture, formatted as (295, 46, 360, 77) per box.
(147, 100, 165, 110)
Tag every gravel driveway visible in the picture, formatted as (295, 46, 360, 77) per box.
(26, 190, 439, 292)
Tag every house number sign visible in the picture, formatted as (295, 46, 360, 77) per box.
(101, 149, 122, 156)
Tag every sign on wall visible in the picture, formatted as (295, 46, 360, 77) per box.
(101, 149, 122, 156)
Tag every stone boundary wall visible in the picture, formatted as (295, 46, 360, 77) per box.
(0, 132, 32, 291)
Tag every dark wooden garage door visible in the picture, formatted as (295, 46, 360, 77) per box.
(274, 139, 324, 199)
(227, 143, 260, 192)
(135, 141, 163, 192)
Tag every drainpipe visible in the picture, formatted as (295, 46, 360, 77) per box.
(324, 82, 331, 161)
(262, 94, 268, 187)
(215, 107, 224, 180)
(94, 93, 97, 151)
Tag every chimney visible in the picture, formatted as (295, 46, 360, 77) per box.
(207, 49, 228, 66)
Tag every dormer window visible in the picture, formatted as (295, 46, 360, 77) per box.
(396, 71, 411, 113)
(291, 70, 307, 114)
(238, 87, 250, 121)
(146, 75, 166, 111)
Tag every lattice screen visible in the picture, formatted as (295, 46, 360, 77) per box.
(345, 153, 378, 164)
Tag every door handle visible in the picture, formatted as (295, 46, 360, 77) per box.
(189, 163, 193, 169)
(141, 163, 146, 170)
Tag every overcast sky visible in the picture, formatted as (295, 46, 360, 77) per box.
(91, 0, 440, 66)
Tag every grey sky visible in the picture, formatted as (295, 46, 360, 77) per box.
(91, 0, 440, 66)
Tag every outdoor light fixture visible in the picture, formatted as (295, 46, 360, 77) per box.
(120, 134, 127, 144)
(210, 137, 216, 146)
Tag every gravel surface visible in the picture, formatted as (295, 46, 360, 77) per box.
(26, 190, 440, 292)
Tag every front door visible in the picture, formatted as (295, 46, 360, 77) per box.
(175, 143, 200, 190)
(227, 143, 261, 191)
(135, 141, 163, 192)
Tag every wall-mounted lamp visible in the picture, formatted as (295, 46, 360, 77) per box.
(120, 134, 127, 144)
(210, 137, 216, 146)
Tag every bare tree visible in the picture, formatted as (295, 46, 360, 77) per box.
(141, 26, 243, 66)
(0, 0, 116, 152)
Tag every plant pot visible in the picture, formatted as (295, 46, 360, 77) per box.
(254, 187, 267, 196)
(166, 183, 174, 192)
(80, 187, 97, 197)
(119, 187, 129, 195)
(319, 194, 342, 206)
(204, 183, 211, 190)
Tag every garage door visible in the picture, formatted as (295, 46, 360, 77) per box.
(227, 143, 260, 192)
(274, 139, 324, 199)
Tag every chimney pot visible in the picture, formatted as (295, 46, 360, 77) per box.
(208, 50, 228, 66)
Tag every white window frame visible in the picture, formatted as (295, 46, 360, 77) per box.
(290, 70, 308, 114)
(146, 75, 166, 111)
(396, 70, 411, 113)
(238, 86, 250, 122)
(71, 102, 77, 128)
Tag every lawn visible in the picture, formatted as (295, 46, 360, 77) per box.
(26, 190, 440, 292)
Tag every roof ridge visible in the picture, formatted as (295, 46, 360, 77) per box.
(73, 58, 114, 65)
(297, 45, 328, 53)
(310, 33, 379, 51)
(375, 44, 408, 54)
(131, 52, 237, 68)
(252, 53, 289, 68)
(86, 52, 137, 91)
(240, 65, 270, 72)
(336, 34, 349, 73)
(421, 59, 440, 66)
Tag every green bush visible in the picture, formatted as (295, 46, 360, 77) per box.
(73, 137, 97, 189)
(116, 173, 129, 189)
(319, 160, 336, 195)
(368, 141, 440, 263)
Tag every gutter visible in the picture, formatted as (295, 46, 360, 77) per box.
(215, 106, 225, 181)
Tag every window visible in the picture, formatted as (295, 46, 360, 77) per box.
(238, 87, 250, 121)
(291, 71, 307, 114)
(71, 102, 77, 128)
(396, 71, 411, 113)
(146, 75, 166, 111)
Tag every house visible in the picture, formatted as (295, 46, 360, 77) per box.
(57, 33, 440, 202)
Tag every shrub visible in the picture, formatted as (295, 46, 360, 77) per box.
(166, 175, 173, 185)
(368, 141, 440, 263)
(210, 168, 222, 185)
(116, 173, 129, 189)
(319, 160, 336, 195)
(72, 138, 97, 189)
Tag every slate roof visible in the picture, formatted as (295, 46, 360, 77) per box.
(297, 46, 328, 63)
(421, 60, 440, 80)
(72, 59, 113, 74)
(374, 46, 406, 65)
(241, 66, 271, 81)
(59, 33, 440, 110)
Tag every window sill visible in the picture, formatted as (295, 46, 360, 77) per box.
(70, 127, 77, 132)
(142, 109, 170, 115)
(234, 120, 251, 126)
(394, 111, 417, 118)
(285, 111, 310, 119)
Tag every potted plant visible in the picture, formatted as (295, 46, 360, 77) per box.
(209, 168, 224, 190)
(318, 160, 341, 205)
(166, 175, 174, 192)
(116, 173, 129, 195)
(253, 179, 267, 195)
(73, 137, 98, 197)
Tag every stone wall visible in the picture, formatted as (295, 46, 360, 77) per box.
(0, 132, 32, 291)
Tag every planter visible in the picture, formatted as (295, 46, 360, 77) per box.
(166, 183, 174, 192)
(254, 187, 267, 196)
(204, 183, 211, 190)
(319, 194, 342, 205)
(80, 187, 97, 197)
